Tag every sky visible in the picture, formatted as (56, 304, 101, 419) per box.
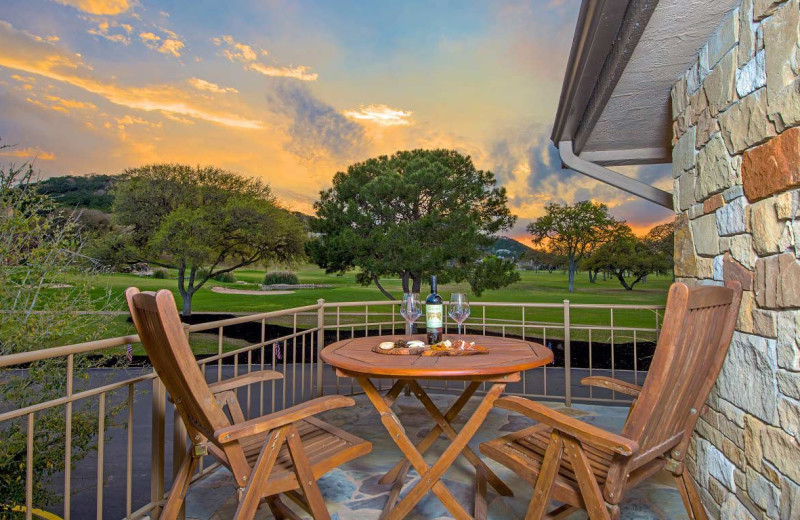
(0, 0, 674, 243)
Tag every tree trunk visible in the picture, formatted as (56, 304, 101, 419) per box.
(568, 257, 576, 293)
(588, 269, 597, 283)
(615, 271, 633, 290)
(401, 271, 410, 293)
(372, 274, 395, 300)
(182, 294, 193, 316)
(411, 274, 422, 294)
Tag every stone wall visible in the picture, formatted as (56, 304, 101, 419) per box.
(670, 0, 800, 518)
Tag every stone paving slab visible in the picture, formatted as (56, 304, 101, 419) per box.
(185, 393, 685, 519)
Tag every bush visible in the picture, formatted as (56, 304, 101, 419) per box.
(263, 271, 298, 285)
(151, 268, 169, 279)
(212, 271, 237, 283)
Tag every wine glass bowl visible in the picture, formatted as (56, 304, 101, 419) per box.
(448, 293, 470, 339)
(400, 293, 422, 338)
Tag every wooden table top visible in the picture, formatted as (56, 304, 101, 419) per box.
(321, 334, 553, 380)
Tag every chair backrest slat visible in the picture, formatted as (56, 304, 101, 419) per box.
(621, 281, 742, 463)
(126, 288, 230, 441)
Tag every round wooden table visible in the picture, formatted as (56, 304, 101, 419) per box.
(321, 334, 552, 520)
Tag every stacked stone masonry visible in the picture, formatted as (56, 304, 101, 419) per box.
(671, 0, 800, 518)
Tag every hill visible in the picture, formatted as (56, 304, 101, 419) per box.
(35, 174, 117, 211)
(491, 236, 534, 259)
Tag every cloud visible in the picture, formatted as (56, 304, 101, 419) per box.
(138, 30, 184, 57)
(188, 77, 238, 94)
(52, 0, 131, 15)
(0, 146, 56, 160)
(268, 82, 366, 161)
(0, 21, 263, 129)
(87, 20, 131, 44)
(213, 35, 259, 62)
(213, 35, 317, 81)
(249, 63, 318, 81)
(343, 104, 413, 126)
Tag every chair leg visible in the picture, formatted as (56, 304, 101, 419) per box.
(160, 448, 199, 520)
(562, 437, 610, 520)
(234, 426, 289, 520)
(525, 431, 564, 519)
(265, 495, 303, 520)
(673, 468, 709, 520)
(286, 423, 331, 520)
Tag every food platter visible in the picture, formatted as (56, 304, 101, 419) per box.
(371, 338, 489, 356)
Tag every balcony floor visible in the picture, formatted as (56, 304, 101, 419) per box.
(185, 393, 685, 520)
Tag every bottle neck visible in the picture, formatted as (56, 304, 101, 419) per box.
(430, 275, 437, 294)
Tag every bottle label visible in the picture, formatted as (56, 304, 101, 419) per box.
(426, 304, 443, 328)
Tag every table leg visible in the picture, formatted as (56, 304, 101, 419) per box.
(406, 380, 513, 497)
(357, 377, 472, 520)
(387, 383, 507, 520)
(379, 381, 481, 485)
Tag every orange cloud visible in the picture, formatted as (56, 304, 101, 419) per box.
(88, 20, 131, 44)
(249, 63, 318, 81)
(0, 21, 263, 129)
(0, 146, 56, 160)
(53, 0, 131, 15)
(188, 77, 238, 94)
(213, 35, 317, 81)
(343, 104, 413, 126)
(139, 31, 184, 57)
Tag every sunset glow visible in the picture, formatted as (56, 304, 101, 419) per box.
(0, 0, 673, 236)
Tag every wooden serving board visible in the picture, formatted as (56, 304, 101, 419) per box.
(421, 345, 489, 357)
(371, 345, 427, 355)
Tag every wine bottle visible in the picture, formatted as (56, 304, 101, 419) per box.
(425, 275, 443, 344)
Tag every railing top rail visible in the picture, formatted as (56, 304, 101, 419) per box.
(187, 303, 321, 332)
(0, 334, 141, 368)
(322, 300, 665, 310)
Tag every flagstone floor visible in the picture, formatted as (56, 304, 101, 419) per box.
(185, 393, 686, 520)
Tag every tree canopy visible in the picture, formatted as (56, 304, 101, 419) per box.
(112, 164, 305, 315)
(582, 224, 673, 290)
(527, 200, 622, 292)
(308, 149, 517, 298)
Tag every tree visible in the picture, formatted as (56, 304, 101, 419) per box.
(527, 201, 621, 293)
(467, 255, 521, 296)
(582, 225, 673, 290)
(521, 248, 567, 273)
(112, 164, 306, 315)
(1, 152, 116, 510)
(308, 149, 517, 298)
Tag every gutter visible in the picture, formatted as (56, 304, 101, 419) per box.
(558, 141, 674, 210)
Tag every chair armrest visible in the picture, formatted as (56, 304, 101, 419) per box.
(494, 396, 638, 456)
(580, 376, 642, 398)
(215, 395, 355, 443)
(208, 370, 283, 395)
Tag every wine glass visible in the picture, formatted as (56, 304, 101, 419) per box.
(399, 293, 422, 338)
(448, 293, 470, 340)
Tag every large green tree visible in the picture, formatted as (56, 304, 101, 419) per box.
(112, 164, 305, 315)
(582, 224, 673, 290)
(308, 149, 517, 298)
(527, 201, 621, 293)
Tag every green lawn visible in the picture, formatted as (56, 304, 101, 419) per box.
(81, 265, 670, 347)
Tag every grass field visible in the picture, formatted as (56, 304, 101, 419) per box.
(76, 265, 671, 351)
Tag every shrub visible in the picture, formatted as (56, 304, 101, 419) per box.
(263, 271, 298, 285)
(212, 271, 237, 283)
(151, 268, 169, 279)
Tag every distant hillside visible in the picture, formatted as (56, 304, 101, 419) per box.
(491, 236, 534, 259)
(35, 174, 118, 211)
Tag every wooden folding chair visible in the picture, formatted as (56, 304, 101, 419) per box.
(480, 281, 742, 519)
(125, 288, 372, 520)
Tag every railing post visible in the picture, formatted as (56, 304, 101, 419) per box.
(316, 299, 325, 397)
(563, 300, 572, 408)
(150, 377, 166, 518)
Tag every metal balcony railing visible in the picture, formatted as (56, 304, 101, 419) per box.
(0, 299, 663, 519)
